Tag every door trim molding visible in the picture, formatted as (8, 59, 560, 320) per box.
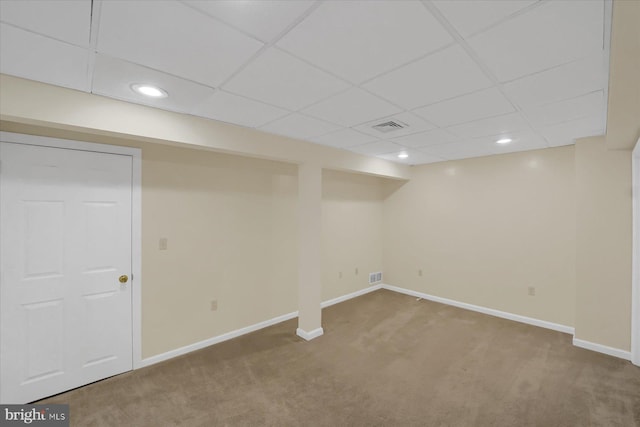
(0, 131, 143, 371)
(632, 137, 640, 366)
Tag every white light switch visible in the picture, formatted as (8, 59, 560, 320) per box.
(159, 238, 168, 250)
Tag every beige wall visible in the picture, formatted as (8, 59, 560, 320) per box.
(575, 136, 632, 350)
(322, 170, 384, 301)
(297, 162, 323, 333)
(383, 147, 577, 327)
(606, 0, 640, 151)
(140, 144, 299, 357)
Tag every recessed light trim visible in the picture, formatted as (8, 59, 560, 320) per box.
(131, 83, 168, 98)
(398, 152, 409, 159)
(496, 138, 512, 144)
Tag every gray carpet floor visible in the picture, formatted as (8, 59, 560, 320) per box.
(39, 289, 640, 426)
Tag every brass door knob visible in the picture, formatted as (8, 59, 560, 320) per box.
(119, 275, 129, 284)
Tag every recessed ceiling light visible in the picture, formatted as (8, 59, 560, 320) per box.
(496, 138, 512, 144)
(131, 83, 168, 98)
(398, 152, 409, 159)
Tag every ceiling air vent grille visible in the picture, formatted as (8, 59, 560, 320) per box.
(371, 120, 408, 133)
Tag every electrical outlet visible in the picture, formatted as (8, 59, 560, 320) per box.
(210, 300, 218, 311)
(355, 268, 358, 275)
(338, 271, 342, 279)
(418, 269, 423, 277)
(528, 286, 536, 296)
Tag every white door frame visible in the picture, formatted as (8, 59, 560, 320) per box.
(632, 137, 640, 366)
(0, 131, 143, 372)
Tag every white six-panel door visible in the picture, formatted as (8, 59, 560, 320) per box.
(0, 141, 133, 403)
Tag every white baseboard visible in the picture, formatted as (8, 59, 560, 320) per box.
(140, 283, 632, 369)
(381, 283, 635, 361)
(381, 284, 575, 335)
(296, 327, 324, 341)
(139, 286, 380, 368)
(140, 310, 299, 367)
(572, 338, 632, 361)
(321, 284, 382, 308)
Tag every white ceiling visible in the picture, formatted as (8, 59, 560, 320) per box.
(0, 0, 610, 165)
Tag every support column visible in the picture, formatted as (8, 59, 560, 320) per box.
(296, 162, 323, 340)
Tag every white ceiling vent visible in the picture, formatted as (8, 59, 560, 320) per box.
(371, 120, 408, 134)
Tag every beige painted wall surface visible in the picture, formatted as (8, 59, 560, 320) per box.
(297, 163, 322, 333)
(141, 144, 298, 357)
(575, 136, 632, 351)
(606, 0, 640, 151)
(322, 170, 384, 301)
(383, 147, 577, 327)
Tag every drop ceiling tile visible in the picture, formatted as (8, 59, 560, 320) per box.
(185, 0, 314, 42)
(353, 112, 435, 139)
(364, 45, 492, 110)
(259, 113, 341, 140)
(413, 87, 515, 127)
(541, 114, 605, 147)
(277, 0, 452, 84)
(311, 129, 378, 149)
(446, 112, 531, 139)
(432, 0, 538, 37)
(524, 91, 604, 127)
(193, 91, 290, 128)
(489, 131, 548, 154)
(0, 24, 89, 91)
(468, 0, 604, 82)
(97, 0, 263, 87)
(420, 140, 496, 160)
(436, 130, 547, 154)
(224, 48, 350, 111)
(390, 129, 459, 149)
(0, 0, 91, 46)
(503, 54, 606, 108)
(302, 88, 401, 127)
(423, 132, 547, 160)
(349, 140, 404, 156)
(92, 55, 215, 114)
(377, 149, 444, 166)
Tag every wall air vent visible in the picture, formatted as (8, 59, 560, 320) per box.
(369, 271, 383, 284)
(371, 120, 408, 134)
